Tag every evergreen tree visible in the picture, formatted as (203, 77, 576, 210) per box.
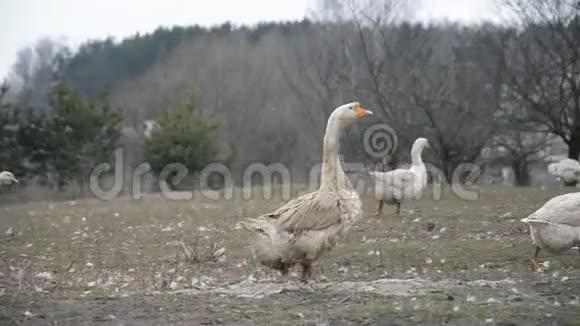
(144, 97, 218, 177)
(43, 84, 122, 189)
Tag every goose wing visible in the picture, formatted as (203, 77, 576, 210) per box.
(262, 191, 342, 233)
(525, 193, 580, 227)
(371, 169, 417, 199)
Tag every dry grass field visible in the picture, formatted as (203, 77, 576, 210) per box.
(0, 185, 579, 325)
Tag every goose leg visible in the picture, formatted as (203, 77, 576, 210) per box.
(396, 202, 401, 215)
(375, 200, 384, 216)
(300, 262, 312, 283)
(530, 246, 542, 271)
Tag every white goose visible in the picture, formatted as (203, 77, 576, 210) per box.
(242, 102, 373, 282)
(521, 192, 580, 271)
(369, 138, 430, 215)
(0, 171, 18, 185)
(547, 158, 580, 185)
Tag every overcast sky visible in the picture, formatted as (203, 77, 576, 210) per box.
(0, 0, 499, 79)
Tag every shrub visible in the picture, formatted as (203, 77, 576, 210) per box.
(144, 97, 218, 177)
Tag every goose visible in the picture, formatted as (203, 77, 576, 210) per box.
(0, 171, 18, 185)
(370, 138, 430, 215)
(241, 102, 373, 282)
(521, 192, 580, 271)
(547, 158, 580, 185)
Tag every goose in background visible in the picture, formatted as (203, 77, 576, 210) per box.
(241, 102, 373, 282)
(547, 158, 580, 185)
(521, 192, 580, 271)
(0, 171, 18, 185)
(369, 138, 430, 215)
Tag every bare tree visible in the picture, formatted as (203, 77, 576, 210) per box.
(313, 0, 417, 121)
(0, 81, 9, 103)
(8, 38, 67, 110)
(389, 25, 500, 181)
(488, 128, 553, 185)
(499, 0, 580, 164)
(112, 29, 317, 179)
(303, 0, 437, 169)
(281, 23, 354, 123)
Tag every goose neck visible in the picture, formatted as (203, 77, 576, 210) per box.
(411, 143, 425, 166)
(320, 116, 345, 190)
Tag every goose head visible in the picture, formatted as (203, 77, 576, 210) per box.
(0, 171, 18, 185)
(547, 162, 560, 175)
(331, 102, 373, 125)
(414, 137, 431, 150)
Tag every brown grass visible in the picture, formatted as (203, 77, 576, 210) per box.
(0, 185, 579, 325)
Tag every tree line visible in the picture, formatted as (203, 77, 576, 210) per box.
(0, 82, 216, 194)
(2, 0, 579, 191)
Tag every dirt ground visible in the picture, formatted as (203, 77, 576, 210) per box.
(0, 185, 579, 325)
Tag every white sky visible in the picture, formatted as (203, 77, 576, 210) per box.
(0, 0, 499, 79)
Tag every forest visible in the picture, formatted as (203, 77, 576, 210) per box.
(1, 0, 579, 195)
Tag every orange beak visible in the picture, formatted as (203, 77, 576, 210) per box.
(354, 102, 373, 118)
(13, 178, 19, 184)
